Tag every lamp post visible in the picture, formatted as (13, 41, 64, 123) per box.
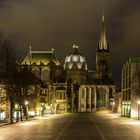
(137, 101, 140, 120)
(25, 101, 29, 120)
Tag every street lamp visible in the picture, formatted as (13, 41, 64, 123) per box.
(25, 101, 29, 120)
(25, 101, 29, 106)
(137, 101, 140, 120)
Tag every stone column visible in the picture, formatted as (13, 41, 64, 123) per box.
(89, 87, 92, 112)
(84, 87, 87, 112)
(94, 87, 97, 112)
(78, 87, 81, 112)
(71, 84, 74, 112)
(106, 86, 109, 109)
(91, 86, 96, 112)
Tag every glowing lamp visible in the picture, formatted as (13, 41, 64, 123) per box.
(137, 101, 140, 104)
(25, 101, 29, 105)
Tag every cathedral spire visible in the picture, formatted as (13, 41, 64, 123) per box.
(29, 45, 32, 54)
(99, 12, 108, 50)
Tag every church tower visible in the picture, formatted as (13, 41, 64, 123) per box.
(96, 14, 113, 84)
(64, 44, 87, 85)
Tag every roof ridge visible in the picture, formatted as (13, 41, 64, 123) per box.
(31, 51, 53, 53)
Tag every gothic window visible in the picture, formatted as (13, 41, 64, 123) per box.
(91, 102, 95, 108)
(68, 63, 73, 69)
(72, 55, 79, 62)
(86, 88, 90, 102)
(60, 93, 63, 99)
(32, 67, 40, 78)
(81, 89, 85, 99)
(80, 56, 85, 63)
(97, 88, 107, 107)
(41, 67, 50, 82)
(91, 88, 95, 103)
(77, 63, 82, 69)
(81, 104, 84, 108)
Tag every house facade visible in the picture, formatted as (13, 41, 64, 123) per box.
(122, 57, 140, 118)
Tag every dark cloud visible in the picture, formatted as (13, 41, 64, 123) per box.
(0, 0, 140, 87)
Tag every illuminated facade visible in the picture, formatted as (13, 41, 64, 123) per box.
(50, 83, 68, 114)
(20, 15, 116, 114)
(78, 15, 115, 112)
(64, 44, 87, 111)
(95, 14, 113, 84)
(64, 44, 87, 85)
(122, 57, 140, 118)
(22, 47, 60, 84)
(78, 85, 115, 112)
(22, 47, 68, 114)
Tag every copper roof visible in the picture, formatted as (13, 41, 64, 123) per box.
(22, 50, 60, 65)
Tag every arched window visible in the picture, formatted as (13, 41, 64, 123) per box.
(41, 67, 50, 82)
(32, 67, 40, 78)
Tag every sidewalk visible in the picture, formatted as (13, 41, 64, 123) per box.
(0, 120, 10, 127)
(96, 110, 140, 126)
(0, 114, 53, 127)
(0, 116, 40, 127)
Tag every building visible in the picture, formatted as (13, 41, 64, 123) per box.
(20, 14, 116, 114)
(78, 14, 115, 112)
(22, 47, 60, 84)
(122, 57, 140, 118)
(64, 44, 87, 85)
(78, 85, 115, 112)
(95, 14, 113, 84)
(21, 47, 69, 115)
(64, 44, 87, 111)
(50, 83, 68, 114)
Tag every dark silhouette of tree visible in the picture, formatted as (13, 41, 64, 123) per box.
(15, 65, 41, 120)
(0, 33, 41, 123)
(0, 32, 17, 123)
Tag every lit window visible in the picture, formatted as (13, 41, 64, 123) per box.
(78, 63, 82, 69)
(72, 55, 79, 62)
(65, 55, 71, 62)
(80, 56, 85, 62)
(68, 63, 73, 69)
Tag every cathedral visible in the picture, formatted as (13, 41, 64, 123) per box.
(21, 15, 116, 113)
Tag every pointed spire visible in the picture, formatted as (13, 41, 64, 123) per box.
(99, 12, 108, 50)
(29, 45, 32, 65)
(29, 45, 32, 53)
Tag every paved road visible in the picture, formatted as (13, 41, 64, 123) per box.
(0, 112, 140, 140)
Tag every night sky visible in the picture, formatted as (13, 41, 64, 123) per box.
(0, 0, 140, 87)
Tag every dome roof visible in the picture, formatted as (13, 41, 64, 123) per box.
(65, 44, 86, 63)
(64, 44, 87, 70)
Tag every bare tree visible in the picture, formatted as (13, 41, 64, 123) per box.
(15, 65, 40, 120)
(0, 32, 17, 123)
